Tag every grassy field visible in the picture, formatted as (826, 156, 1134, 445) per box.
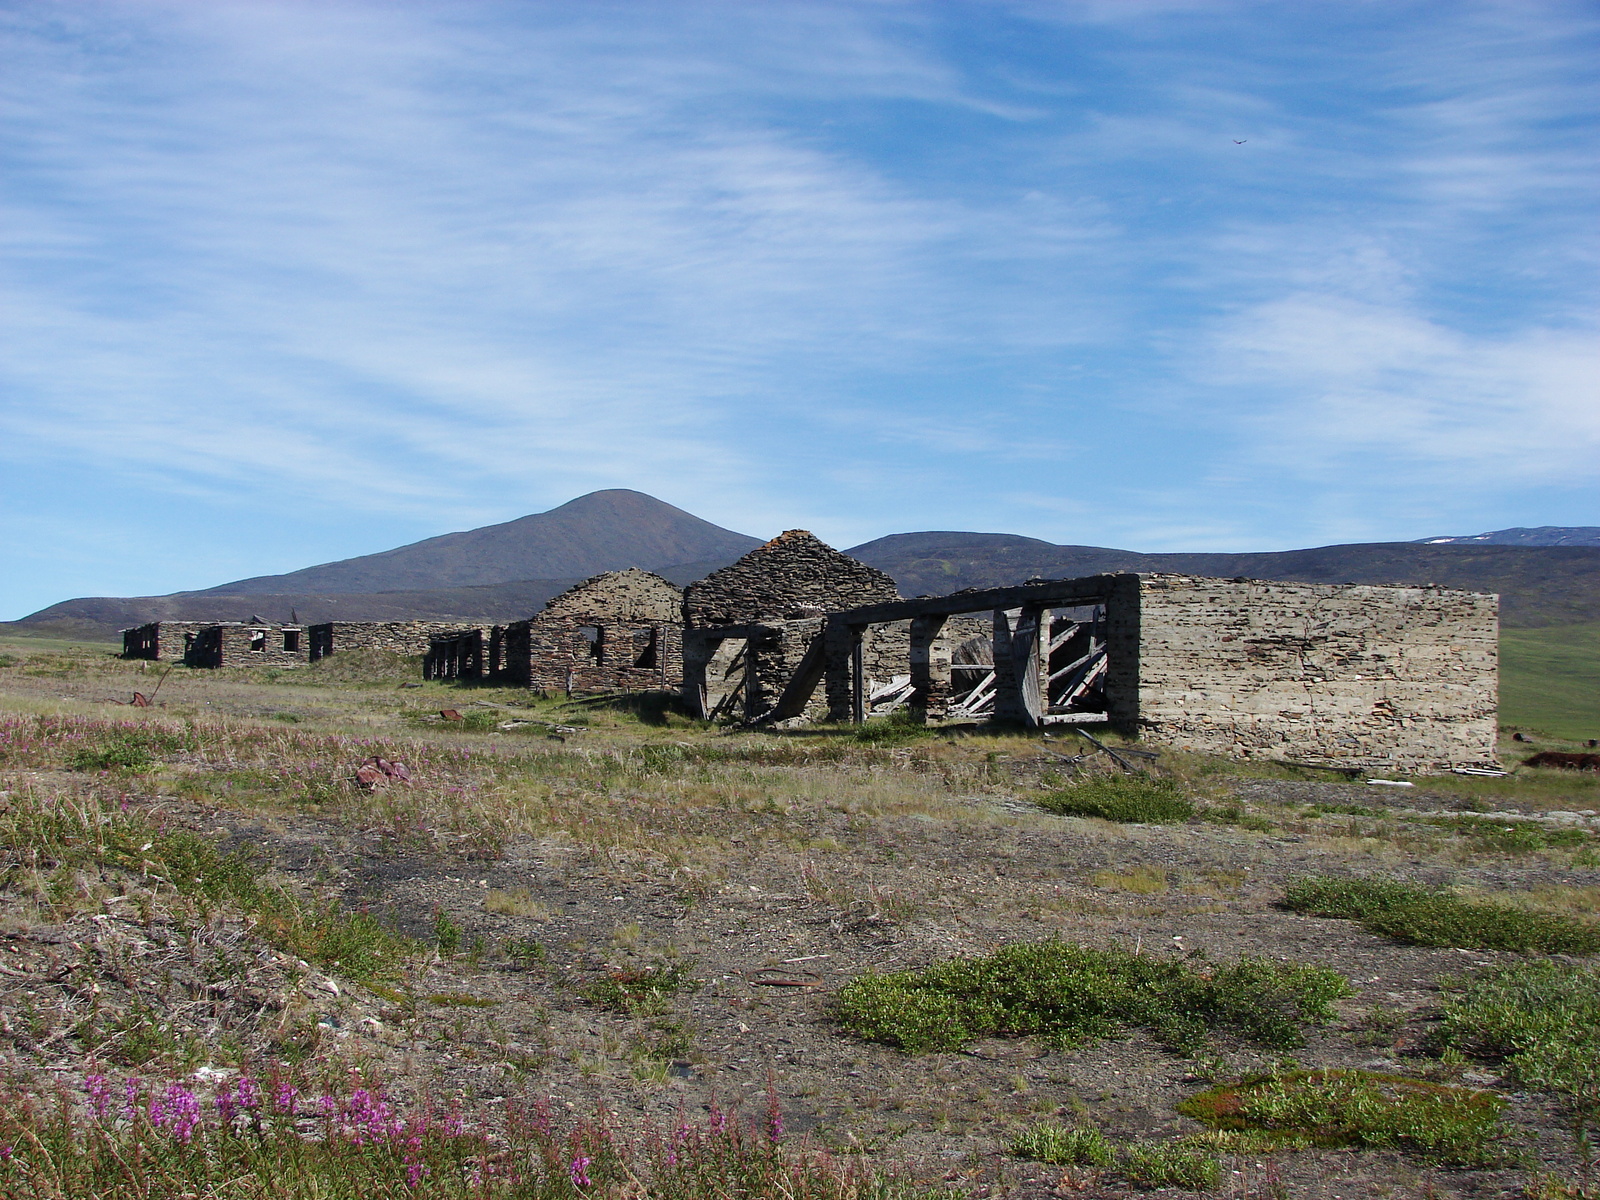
(1499, 622, 1600, 741)
(0, 645, 1599, 1198)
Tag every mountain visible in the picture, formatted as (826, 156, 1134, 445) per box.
(197, 490, 763, 595)
(845, 533, 1600, 628)
(1415, 526, 1600, 548)
(17, 491, 1600, 638)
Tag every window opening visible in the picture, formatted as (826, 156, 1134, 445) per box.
(577, 625, 604, 665)
(249, 630, 266, 653)
(634, 626, 659, 669)
(282, 630, 300, 652)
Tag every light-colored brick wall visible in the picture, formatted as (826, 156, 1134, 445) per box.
(1131, 574, 1498, 771)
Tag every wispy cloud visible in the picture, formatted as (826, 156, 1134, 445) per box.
(0, 0, 1594, 613)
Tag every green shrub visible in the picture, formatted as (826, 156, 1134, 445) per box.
(1178, 1069, 1507, 1167)
(583, 961, 698, 1016)
(1432, 961, 1600, 1113)
(1010, 1123, 1115, 1166)
(68, 728, 186, 773)
(1284, 876, 1600, 954)
(1119, 1142, 1222, 1190)
(833, 938, 1350, 1054)
(1425, 814, 1594, 853)
(1038, 774, 1194, 823)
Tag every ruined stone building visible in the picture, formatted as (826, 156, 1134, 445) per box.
(814, 572, 1497, 773)
(122, 621, 210, 662)
(308, 621, 468, 662)
(492, 569, 684, 694)
(680, 531, 903, 722)
(122, 620, 308, 668)
(423, 628, 489, 681)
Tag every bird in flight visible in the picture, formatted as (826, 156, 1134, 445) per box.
(1233, 139, 1247, 144)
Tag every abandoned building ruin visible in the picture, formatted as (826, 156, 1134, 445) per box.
(123, 620, 307, 668)
(308, 621, 469, 662)
(123, 535, 1500, 772)
(679, 531, 904, 722)
(421, 569, 686, 693)
(125, 619, 463, 669)
(494, 569, 683, 693)
(802, 572, 1498, 773)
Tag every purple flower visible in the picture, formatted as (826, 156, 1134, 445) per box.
(149, 1083, 202, 1143)
(569, 1154, 592, 1188)
(85, 1074, 111, 1121)
(273, 1082, 300, 1115)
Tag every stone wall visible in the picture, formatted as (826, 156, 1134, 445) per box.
(121, 621, 209, 662)
(189, 624, 310, 669)
(308, 621, 467, 661)
(683, 531, 900, 628)
(1131, 574, 1498, 770)
(424, 629, 487, 680)
(497, 569, 685, 695)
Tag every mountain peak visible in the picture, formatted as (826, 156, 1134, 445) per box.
(194, 490, 764, 597)
(1415, 526, 1600, 548)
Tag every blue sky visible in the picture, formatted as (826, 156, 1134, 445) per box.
(2, 0, 1596, 617)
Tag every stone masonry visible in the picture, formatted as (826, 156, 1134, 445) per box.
(1132, 574, 1497, 770)
(682, 533, 901, 721)
(823, 572, 1498, 773)
(496, 569, 684, 695)
(308, 621, 470, 662)
(188, 623, 309, 669)
(122, 622, 210, 662)
(683, 530, 900, 628)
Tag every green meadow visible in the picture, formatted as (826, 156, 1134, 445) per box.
(1499, 622, 1600, 742)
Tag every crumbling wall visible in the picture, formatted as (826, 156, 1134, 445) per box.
(308, 621, 467, 662)
(497, 569, 685, 694)
(683, 531, 900, 628)
(188, 624, 309, 669)
(121, 622, 209, 662)
(424, 629, 488, 680)
(1132, 574, 1498, 770)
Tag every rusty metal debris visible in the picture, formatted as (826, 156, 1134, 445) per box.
(747, 967, 824, 988)
(440, 709, 463, 721)
(130, 692, 150, 707)
(354, 757, 413, 788)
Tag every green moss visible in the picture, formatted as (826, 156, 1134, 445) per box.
(1178, 1070, 1507, 1166)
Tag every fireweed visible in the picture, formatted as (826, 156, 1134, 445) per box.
(0, 1071, 941, 1199)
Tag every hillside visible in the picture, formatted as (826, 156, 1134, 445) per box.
(18, 492, 1600, 636)
(847, 533, 1600, 628)
(199, 489, 762, 595)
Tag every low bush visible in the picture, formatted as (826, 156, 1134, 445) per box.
(1425, 814, 1595, 854)
(1038, 774, 1194, 823)
(1119, 1142, 1222, 1190)
(583, 960, 699, 1017)
(833, 938, 1350, 1054)
(1178, 1069, 1508, 1167)
(1009, 1123, 1115, 1166)
(1284, 876, 1600, 954)
(1432, 961, 1600, 1114)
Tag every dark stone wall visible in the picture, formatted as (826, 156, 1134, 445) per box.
(683, 531, 900, 628)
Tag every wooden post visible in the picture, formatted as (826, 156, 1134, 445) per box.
(908, 614, 950, 722)
(992, 607, 1043, 725)
(850, 625, 867, 724)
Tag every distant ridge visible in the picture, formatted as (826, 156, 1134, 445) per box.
(1414, 526, 1600, 548)
(16, 493, 1600, 637)
(845, 533, 1600, 629)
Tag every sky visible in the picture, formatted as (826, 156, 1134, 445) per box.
(2, 0, 1597, 618)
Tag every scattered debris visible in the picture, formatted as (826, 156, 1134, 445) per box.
(354, 757, 413, 788)
(440, 709, 463, 721)
(1522, 751, 1600, 771)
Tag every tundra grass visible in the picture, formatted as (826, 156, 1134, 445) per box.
(1500, 622, 1600, 742)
